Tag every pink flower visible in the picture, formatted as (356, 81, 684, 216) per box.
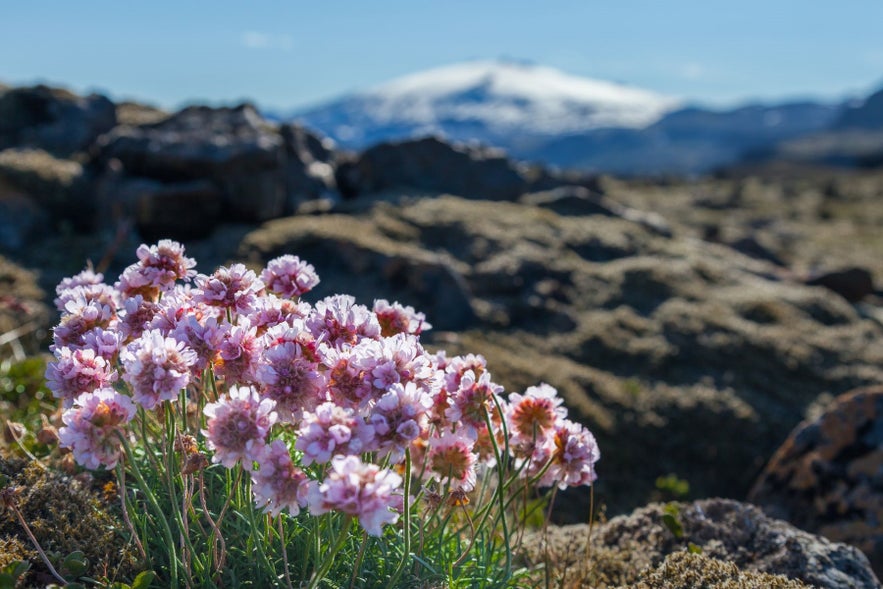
(255, 341, 327, 421)
(55, 268, 105, 306)
(52, 292, 116, 351)
(307, 295, 380, 348)
(59, 388, 136, 469)
(306, 455, 402, 536)
(121, 329, 198, 409)
(55, 278, 116, 312)
(538, 420, 600, 490)
(373, 299, 432, 337)
(116, 240, 196, 300)
(356, 334, 440, 397)
(426, 430, 478, 492)
(249, 295, 311, 335)
(193, 263, 264, 314)
(260, 255, 320, 299)
(214, 320, 262, 385)
(45, 347, 118, 408)
(445, 370, 505, 434)
(506, 383, 567, 458)
(172, 314, 223, 374)
(367, 381, 432, 462)
(203, 385, 277, 468)
(118, 295, 161, 343)
(295, 402, 375, 465)
(251, 440, 309, 516)
(82, 328, 122, 360)
(320, 344, 373, 409)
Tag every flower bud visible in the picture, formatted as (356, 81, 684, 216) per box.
(2, 421, 25, 445)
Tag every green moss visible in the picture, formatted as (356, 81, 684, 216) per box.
(0, 458, 141, 586)
(622, 551, 812, 589)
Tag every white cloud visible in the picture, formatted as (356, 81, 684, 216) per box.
(240, 31, 293, 51)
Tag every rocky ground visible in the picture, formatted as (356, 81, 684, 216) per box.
(1, 82, 882, 586)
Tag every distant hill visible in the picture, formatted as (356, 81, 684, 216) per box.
(274, 60, 854, 176)
(286, 59, 679, 154)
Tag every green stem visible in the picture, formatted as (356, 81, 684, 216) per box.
(388, 447, 413, 587)
(483, 406, 512, 579)
(307, 515, 353, 589)
(120, 433, 179, 588)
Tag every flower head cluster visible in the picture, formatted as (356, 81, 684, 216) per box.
(203, 385, 277, 468)
(306, 455, 402, 536)
(49, 241, 599, 540)
(58, 388, 136, 469)
(260, 255, 320, 299)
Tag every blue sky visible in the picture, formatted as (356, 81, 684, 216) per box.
(2, 1, 883, 111)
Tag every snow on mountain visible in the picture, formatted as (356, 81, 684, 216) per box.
(290, 60, 681, 149)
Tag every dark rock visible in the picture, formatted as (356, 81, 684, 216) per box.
(524, 499, 880, 589)
(0, 148, 92, 230)
(98, 175, 224, 241)
(97, 104, 290, 222)
(0, 183, 49, 251)
(749, 386, 883, 578)
(97, 105, 333, 227)
(0, 85, 116, 156)
(279, 122, 338, 207)
(335, 136, 530, 200)
(806, 267, 875, 303)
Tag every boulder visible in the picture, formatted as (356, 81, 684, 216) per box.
(279, 122, 338, 207)
(96, 105, 337, 228)
(335, 136, 531, 200)
(0, 85, 116, 156)
(806, 267, 875, 303)
(0, 148, 91, 230)
(749, 386, 883, 578)
(523, 499, 880, 589)
(96, 104, 287, 222)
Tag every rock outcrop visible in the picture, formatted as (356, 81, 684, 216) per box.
(238, 194, 883, 517)
(523, 499, 880, 589)
(749, 386, 883, 578)
(335, 136, 534, 200)
(92, 103, 338, 239)
(0, 85, 116, 156)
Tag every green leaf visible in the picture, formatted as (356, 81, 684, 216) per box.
(130, 570, 156, 589)
(60, 550, 88, 578)
(661, 503, 684, 538)
(688, 542, 703, 554)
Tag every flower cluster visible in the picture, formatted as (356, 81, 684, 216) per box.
(49, 241, 599, 538)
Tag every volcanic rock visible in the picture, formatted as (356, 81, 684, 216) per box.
(0, 85, 116, 156)
(0, 148, 92, 233)
(238, 195, 883, 518)
(524, 498, 880, 589)
(96, 104, 337, 228)
(806, 266, 875, 303)
(749, 385, 883, 578)
(335, 136, 531, 200)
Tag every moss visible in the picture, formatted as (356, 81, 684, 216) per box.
(0, 457, 141, 586)
(621, 551, 812, 589)
(0, 536, 35, 570)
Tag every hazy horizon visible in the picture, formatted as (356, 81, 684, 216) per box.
(3, 1, 883, 112)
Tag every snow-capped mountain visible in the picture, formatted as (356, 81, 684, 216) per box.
(289, 60, 681, 150)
